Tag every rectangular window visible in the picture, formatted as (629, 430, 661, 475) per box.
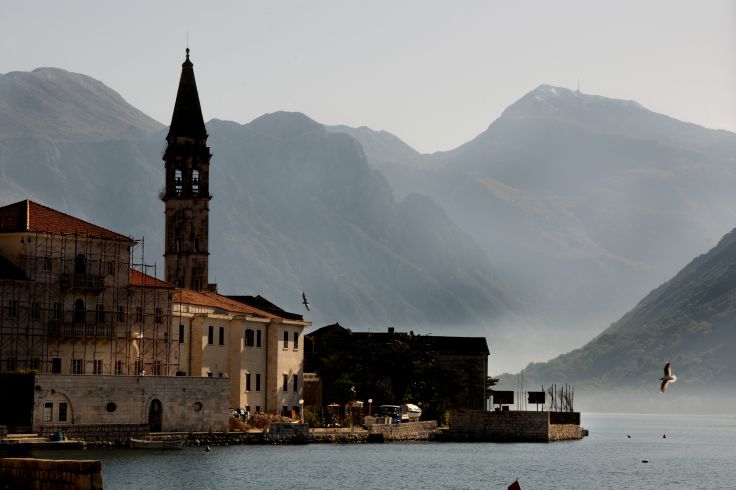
(31, 302, 40, 320)
(135, 307, 143, 323)
(293, 332, 299, 350)
(117, 306, 125, 322)
(115, 360, 123, 375)
(218, 372, 223, 378)
(106, 261, 114, 275)
(208, 326, 214, 345)
(95, 304, 105, 323)
(155, 307, 163, 324)
(153, 361, 162, 376)
(58, 402, 68, 422)
(71, 359, 84, 374)
(245, 373, 251, 391)
(134, 360, 143, 375)
(51, 358, 62, 374)
(244, 329, 254, 347)
(179, 324, 185, 343)
(93, 359, 103, 374)
(255, 406, 261, 413)
(44, 402, 53, 422)
(31, 359, 41, 371)
(256, 329, 262, 347)
(245, 405, 251, 413)
(255, 374, 261, 392)
(219, 326, 225, 345)
(283, 331, 288, 349)
(43, 257, 53, 271)
(282, 406, 288, 417)
(52, 302, 62, 320)
(283, 374, 289, 392)
(293, 375, 299, 392)
(7, 300, 18, 318)
(207, 372, 213, 377)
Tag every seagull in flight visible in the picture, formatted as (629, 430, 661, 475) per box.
(659, 362, 677, 393)
(301, 291, 310, 311)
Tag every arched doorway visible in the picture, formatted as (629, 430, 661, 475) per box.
(148, 399, 162, 432)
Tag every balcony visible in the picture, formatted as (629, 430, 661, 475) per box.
(59, 273, 105, 291)
(48, 320, 114, 339)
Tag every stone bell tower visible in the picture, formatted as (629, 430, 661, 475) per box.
(162, 48, 211, 290)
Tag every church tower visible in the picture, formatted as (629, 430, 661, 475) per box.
(162, 48, 211, 290)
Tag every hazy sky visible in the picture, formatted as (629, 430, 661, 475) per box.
(2, 1, 734, 152)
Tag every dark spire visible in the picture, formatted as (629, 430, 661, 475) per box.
(167, 48, 207, 140)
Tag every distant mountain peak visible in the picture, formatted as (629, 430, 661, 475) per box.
(248, 111, 324, 138)
(0, 66, 163, 141)
(502, 84, 646, 121)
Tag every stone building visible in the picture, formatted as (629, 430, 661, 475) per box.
(163, 49, 309, 415)
(304, 324, 490, 417)
(0, 199, 229, 433)
(0, 49, 309, 435)
(161, 48, 212, 291)
(173, 291, 307, 415)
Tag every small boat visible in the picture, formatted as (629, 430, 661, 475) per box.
(129, 437, 184, 450)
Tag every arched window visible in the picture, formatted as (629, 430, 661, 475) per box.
(175, 169, 183, 196)
(74, 299, 86, 324)
(192, 169, 200, 196)
(74, 254, 86, 275)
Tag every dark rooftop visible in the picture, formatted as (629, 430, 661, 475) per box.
(167, 48, 207, 140)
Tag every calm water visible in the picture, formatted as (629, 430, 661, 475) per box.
(30, 413, 736, 489)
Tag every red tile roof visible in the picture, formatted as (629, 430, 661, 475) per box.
(174, 289, 287, 319)
(129, 269, 175, 289)
(0, 200, 132, 242)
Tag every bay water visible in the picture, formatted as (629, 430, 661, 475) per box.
(30, 413, 736, 489)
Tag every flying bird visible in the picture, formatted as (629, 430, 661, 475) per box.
(659, 362, 677, 393)
(301, 291, 310, 311)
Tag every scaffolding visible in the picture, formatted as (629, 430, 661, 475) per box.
(0, 231, 180, 376)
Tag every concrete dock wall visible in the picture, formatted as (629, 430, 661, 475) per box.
(448, 409, 582, 442)
(0, 458, 103, 490)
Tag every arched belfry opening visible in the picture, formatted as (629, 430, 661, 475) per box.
(161, 48, 212, 291)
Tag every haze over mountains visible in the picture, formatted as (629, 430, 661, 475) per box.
(498, 227, 736, 413)
(0, 67, 516, 342)
(332, 85, 736, 361)
(2, 66, 736, 389)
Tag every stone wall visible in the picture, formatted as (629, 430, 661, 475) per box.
(33, 374, 230, 435)
(0, 458, 102, 490)
(448, 409, 583, 442)
(39, 424, 148, 443)
(549, 423, 583, 441)
(366, 420, 439, 441)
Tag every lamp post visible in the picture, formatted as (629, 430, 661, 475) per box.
(368, 398, 373, 417)
(299, 399, 304, 424)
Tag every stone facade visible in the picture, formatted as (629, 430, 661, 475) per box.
(0, 458, 102, 490)
(448, 409, 583, 442)
(173, 293, 308, 414)
(162, 49, 212, 291)
(0, 205, 178, 378)
(33, 374, 229, 435)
